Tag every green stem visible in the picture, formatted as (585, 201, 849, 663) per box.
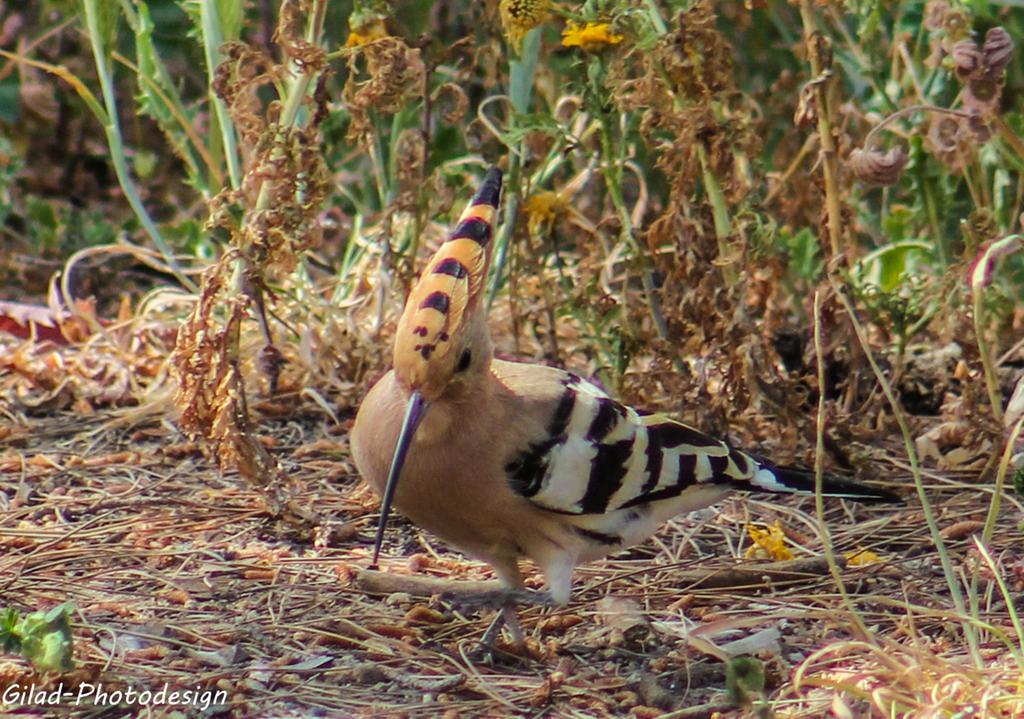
(642, 0, 667, 34)
(993, 115, 1024, 164)
(82, 0, 196, 292)
(117, 0, 211, 193)
(973, 286, 1004, 424)
(368, 117, 390, 210)
(199, 0, 241, 190)
(973, 415, 1024, 665)
(597, 105, 669, 341)
(812, 291, 872, 642)
(232, 1, 329, 306)
(487, 26, 540, 310)
(697, 144, 738, 287)
(836, 287, 981, 667)
(250, 1, 326, 219)
(914, 147, 947, 265)
(972, 536, 1024, 662)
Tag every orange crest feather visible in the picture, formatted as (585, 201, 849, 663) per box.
(393, 167, 502, 396)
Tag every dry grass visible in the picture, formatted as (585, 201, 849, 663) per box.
(2, 1, 1024, 716)
(2, 397, 1022, 718)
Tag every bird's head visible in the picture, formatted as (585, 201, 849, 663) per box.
(391, 166, 502, 401)
(371, 166, 503, 565)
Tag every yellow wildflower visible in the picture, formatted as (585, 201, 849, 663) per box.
(523, 191, 568, 236)
(500, 0, 550, 53)
(561, 21, 623, 52)
(345, 17, 389, 48)
(744, 521, 794, 561)
(844, 548, 883, 566)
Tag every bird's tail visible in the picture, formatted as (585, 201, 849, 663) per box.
(746, 462, 900, 503)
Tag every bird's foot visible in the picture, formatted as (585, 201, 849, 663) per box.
(441, 587, 552, 611)
(479, 605, 525, 651)
(441, 588, 549, 664)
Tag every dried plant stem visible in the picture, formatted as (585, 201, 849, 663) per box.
(356, 569, 504, 596)
(647, 55, 737, 299)
(972, 286, 1003, 424)
(962, 161, 983, 209)
(227, 17, 318, 257)
(239, 1, 327, 255)
(224, 0, 328, 414)
(992, 114, 1024, 163)
(861, 105, 972, 149)
(834, 286, 981, 667)
(798, 0, 845, 262)
(764, 134, 816, 206)
(526, 232, 561, 358)
(812, 290, 871, 642)
(406, 59, 435, 277)
(976, 158, 992, 207)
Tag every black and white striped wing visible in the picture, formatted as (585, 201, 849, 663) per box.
(504, 373, 778, 516)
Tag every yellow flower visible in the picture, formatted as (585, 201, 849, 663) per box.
(524, 191, 568, 236)
(345, 17, 389, 47)
(744, 521, 794, 561)
(844, 548, 883, 566)
(561, 21, 623, 51)
(500, 0, 550, 53)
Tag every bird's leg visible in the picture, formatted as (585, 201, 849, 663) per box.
(470, 552, 576, 653)
(480, 603, 525, 649)
(442, 586, 550, 611)
(538, 552, 576, 608)
(466, 589, 553, 663)
(441, 560, 551, 659)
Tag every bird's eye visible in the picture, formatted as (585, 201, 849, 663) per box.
(455, 348, 472, 373)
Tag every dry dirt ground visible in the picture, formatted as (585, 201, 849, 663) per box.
(1, 406, 1022, 718)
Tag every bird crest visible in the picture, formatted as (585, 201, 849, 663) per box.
(393, 167, 502, 397)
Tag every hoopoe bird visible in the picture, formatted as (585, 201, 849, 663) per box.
(351, 167, 897, 608)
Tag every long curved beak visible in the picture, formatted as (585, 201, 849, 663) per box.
(370, 390, 428, 567)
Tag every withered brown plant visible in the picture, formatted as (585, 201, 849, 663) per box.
(342, 35, 425, 146)
(607, 1, 764, 434)
(171, 0, 330, 501)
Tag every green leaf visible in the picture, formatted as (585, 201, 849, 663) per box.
(0, 607, 21, 652)
(124, 1, 206, 190)
(1012, 463, 1024, 497)
(0, 75, 20, 123)
(15, 603, 75, 673)
(781, 227, 823, 281)
(215, 0, 241, 41)
(26, 197, 59, 249)
(79, 0, 120, 52)
(855, 240, 933, 294)
(499, 113, 563, 147)
(133, 149, 159, 179)
(881, 205, 914, 242)
(725, 656, 766, 706)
